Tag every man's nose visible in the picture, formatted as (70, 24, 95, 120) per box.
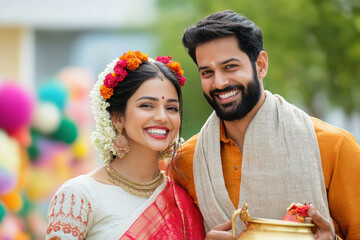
(213, 72, 229, 89)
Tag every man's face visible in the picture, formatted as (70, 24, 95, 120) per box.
(195, 36, 262, 121)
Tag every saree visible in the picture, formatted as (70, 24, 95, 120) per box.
(118, 178, 205, 240)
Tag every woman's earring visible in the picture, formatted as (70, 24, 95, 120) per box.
(159, 143, 174, 161)
(113, 122, 129, 158)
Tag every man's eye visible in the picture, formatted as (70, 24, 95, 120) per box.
(225, 64, 237, 69)
(201, 70, 213, 76)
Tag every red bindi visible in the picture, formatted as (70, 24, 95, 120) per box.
(162, 96, 164, 99)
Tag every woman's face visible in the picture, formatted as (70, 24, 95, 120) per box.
(121, 77, 180, 152)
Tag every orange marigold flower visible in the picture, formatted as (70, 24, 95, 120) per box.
(134, 51, 148, 61)
(120, 51, 143, 70)
(126, 58, 142, 71)
(100, 85, 113, 99)
(167, 61, 182, 73)
(119, 50, 136, 61)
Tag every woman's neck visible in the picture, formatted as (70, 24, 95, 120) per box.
(110, 146, 160, 183)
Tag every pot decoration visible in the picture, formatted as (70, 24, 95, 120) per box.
(232, 204, 315, 240)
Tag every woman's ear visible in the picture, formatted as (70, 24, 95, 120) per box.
(110, 113, 124, 129)
(256, 51, 268, 80)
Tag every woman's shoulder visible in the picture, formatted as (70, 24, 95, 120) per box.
(54, 175, 95, 199)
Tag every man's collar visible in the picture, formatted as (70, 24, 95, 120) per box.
(219, 120, 231, 143)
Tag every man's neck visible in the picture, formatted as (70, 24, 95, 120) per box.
(223, 92, 266, 152)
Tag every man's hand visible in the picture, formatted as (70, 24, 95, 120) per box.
(205, 221, 233, 240)
(308, 204, 336, 240)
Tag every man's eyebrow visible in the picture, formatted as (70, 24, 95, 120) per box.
(198, 57, 241, 71)
(221, 58, 241, 65)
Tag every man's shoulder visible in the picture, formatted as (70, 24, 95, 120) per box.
(311, 117, 356, 139)
(176, 133, 200, 165)
(311, 116, 359, 147)
(182, 133, 200, 150)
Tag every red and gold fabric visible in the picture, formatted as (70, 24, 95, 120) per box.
(119, 178, 205, 239)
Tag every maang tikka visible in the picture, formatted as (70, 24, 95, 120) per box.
(114, 122, 129, 158)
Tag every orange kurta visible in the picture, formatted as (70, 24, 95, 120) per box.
(170, 117, 360, 240)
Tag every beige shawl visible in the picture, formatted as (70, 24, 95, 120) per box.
(193, 91, 333, 235)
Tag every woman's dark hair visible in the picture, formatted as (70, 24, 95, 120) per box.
(106, 61, 184, 157)
(182, 10, 263, 67)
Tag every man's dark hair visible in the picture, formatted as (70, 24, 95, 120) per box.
(182, 10, 263, 66)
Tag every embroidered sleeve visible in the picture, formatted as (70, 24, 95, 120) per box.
(46, 189, 93, 240)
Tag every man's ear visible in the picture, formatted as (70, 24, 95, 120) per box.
(256, 51, 268, 80)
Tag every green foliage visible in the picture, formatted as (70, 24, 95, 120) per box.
(155, 0, 360, 139)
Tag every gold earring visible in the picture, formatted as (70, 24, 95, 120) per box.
(159, 143, 175, 161)
(113, 122, 129, 158)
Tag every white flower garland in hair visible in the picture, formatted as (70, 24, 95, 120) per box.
(90, 59, 118, 163)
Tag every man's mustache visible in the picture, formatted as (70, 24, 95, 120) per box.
(210, 85, 244, 97)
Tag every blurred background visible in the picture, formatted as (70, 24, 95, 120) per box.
(0, 0, 359, 239)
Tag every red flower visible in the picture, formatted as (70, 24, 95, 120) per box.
(104, 73, 118, 88)
(114, 60, 127, 71)
(178, 76, 186, 87)
(116, 68, 128, 82)
(156, 56, 172, 64)
(282, 203, 310, 223)
(288, 204, 310, 217)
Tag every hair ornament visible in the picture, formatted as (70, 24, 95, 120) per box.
(100, 51, 186, 99)
(156, 56, 186, 87)
(100, 50, 148, 99)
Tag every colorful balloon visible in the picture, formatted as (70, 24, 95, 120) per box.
(0, 201, 6, 223)
(32, 102, 61, 135)
(38, 79, 69, 111)
(0, 191, 23, 212)
(0, 82, 34, 134)
(50, 117, 78, 144)
(0, 168, 17, 195)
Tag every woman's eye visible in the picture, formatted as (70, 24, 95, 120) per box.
(140, 103, 153, 108)
(167, 106, 179, 112)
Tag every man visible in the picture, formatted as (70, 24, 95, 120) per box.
(171, 10, 360, 240)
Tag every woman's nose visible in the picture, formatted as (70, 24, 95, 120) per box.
(154, 108, 168, 123)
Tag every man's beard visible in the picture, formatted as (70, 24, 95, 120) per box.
(203, 71, 261, 121)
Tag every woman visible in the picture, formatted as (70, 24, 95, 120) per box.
(46, 51, 205, 239)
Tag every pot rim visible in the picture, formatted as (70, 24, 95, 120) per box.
(249, 217, 315, 228)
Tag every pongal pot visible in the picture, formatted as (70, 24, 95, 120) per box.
(232, 204, 315, 240)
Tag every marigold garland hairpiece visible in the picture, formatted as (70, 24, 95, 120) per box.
(90, 50, 186, 163)
(99, 51, 186, 99)
(155, 56, 186, 87)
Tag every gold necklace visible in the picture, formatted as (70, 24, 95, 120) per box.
(105, 162, 164, 198)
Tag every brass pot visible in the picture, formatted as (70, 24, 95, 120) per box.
(232, 204, 315, 240)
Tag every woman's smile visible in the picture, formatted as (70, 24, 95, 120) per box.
(145, 126, 170, 139)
